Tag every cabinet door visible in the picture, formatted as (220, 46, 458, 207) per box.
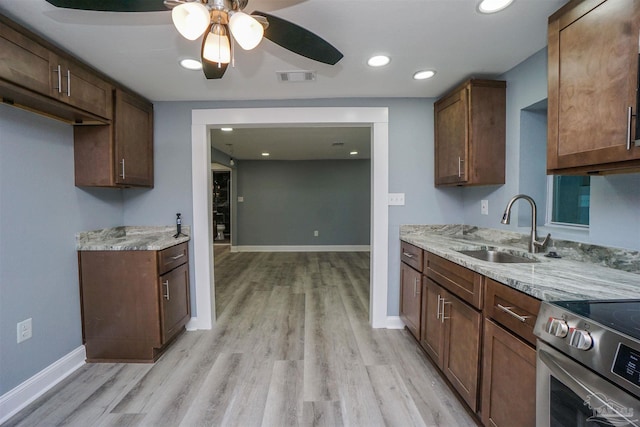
(0, 21, 52, 96)
(420, 278, 444, 368)
(435, 86, 468, 185)
(159, 263, 191, 344)
(52, 57, 113, 120)
(548, 0, 640, 172)
(481, 319, 536, 427)
(114, 89, 154, 187)
(441, 290, 482, 412)
(400, 262, 422, 339)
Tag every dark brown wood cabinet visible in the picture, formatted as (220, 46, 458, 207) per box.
(480, 278, 540, 426)
(434, 79, 506, 186)
(400, 242, 423, 339)
(547, 0, 640, 175)
(0, 14, 112, 123)
(421, 252, 483, 412)
(78, 242, 190, 362)
(74, 88, 154, 188)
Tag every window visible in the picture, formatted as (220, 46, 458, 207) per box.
(547, 175, 590, 227)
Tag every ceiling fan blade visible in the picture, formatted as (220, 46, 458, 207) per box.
(45, 0, 169, 12)
(201, 36, 228, 80)
(251, 11, 343, 66)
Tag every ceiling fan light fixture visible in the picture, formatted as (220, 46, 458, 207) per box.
(203, 24, 231, 64)
(229, 12, 264, 50)
(171, 2, 211, 41)
(478, 0, 514, 14)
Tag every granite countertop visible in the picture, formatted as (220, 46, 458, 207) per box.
(400, 225, 640, 302)
(76, 226, 190, 251)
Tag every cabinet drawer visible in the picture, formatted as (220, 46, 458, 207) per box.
(158, 242, 188, 274)
(401, 241, 423, 272)
(425, 252, 483, 309)
(484, 278, 540, 346)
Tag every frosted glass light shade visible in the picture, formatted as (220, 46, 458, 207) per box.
(203, 25, 231, 64)
(172, 2, 210, 40)
(228, 12, 264, 50)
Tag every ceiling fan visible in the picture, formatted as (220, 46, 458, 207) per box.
(44, 0, 344, 79)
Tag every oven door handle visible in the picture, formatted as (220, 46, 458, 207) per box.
(539, 349, 640, 424)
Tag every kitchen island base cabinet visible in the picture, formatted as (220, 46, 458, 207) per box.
(78, 243, 190, 363)
(481, 319, 536, 427)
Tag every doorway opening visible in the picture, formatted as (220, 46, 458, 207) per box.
(189, 107, 389, 331)
(212, 167, 231, 245)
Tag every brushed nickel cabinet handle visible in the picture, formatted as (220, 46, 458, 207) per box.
(54, 65, 62, 93)
(497, 303, 529, 323)
(402, 252, 414, 258)
(441, 298, 450, 323)
(458, 156, 462, 177)
(170, 253, 185, 260)
(163, 280, 170, 300)
(627, 106, 633, 150)
(120, 158, 125, 179)
(436, 294, 441, 319)
(66, 69, 71, 97)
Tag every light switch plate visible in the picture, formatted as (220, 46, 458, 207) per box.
(481, 200, 489, 215)
(17, 318, 32, 343)
(388, 193, 405, 206)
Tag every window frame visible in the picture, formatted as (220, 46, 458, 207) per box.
(545, 175, 590, 229)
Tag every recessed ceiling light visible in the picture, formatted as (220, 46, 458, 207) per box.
(221, 127, 233, 132)
(367, 55, 391, 67)
(179, 58, 203, 70)
(413, 70, 436, 80)
(478, 0, 514, 14)
(350, 151, 359, 156)
(261, 152, 270, 157)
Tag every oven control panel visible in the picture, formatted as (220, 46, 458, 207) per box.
(612, 343, 640, 388)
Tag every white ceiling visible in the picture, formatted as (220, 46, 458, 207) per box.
(0, 0, 568, 103)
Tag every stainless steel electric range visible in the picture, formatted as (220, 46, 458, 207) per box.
(534, 300, 640, 427)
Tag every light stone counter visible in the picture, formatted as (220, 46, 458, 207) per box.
(400, 225, 640, 302)
(76, 226, 190, 251)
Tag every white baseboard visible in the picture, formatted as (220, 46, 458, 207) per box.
(386, 316, 406, 329)
(234, 245, 371, 252)
(0, 346, 86, 424)
(185, 316, 204, 331)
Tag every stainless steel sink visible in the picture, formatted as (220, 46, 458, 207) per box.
(456, 248, 539, 263)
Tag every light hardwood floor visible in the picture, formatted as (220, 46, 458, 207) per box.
(4, 249, 478, 427)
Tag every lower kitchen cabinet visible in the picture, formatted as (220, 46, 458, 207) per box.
(78, 242, 190, 362)
(481, 319, 536, 427)
(421, 277, 482, 412)
(400, 261, 422, 338)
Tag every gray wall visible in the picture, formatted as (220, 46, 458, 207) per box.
(463, 48, 640, 251)
(235, 159, 370, 246)
(0, 104, 123, 394)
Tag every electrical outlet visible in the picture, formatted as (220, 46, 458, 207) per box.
(314, 230, 319, 237)
(17, 318, 32, 343)
(237, 196, 244, 203)
(481, 200, 489, 215)
(388, 193, 405, 206)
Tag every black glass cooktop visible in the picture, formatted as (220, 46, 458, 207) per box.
(553, 299, 640, 341)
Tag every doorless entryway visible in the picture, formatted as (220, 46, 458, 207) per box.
(189, 107, 389, 329)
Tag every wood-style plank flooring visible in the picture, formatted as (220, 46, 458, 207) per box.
(4, 248, 478, 426)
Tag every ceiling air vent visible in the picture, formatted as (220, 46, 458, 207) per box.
(277, 70, 316, 83)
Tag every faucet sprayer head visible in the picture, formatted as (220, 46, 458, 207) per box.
(501, 211, 510, 224)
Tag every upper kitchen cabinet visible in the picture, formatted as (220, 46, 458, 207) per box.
(434, 79, 506, 187)
(547, 0, 640, 175)
(75, 89, 154, 188)
(0, 14, 112, 123)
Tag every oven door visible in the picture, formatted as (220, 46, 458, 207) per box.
(537, 341, 640, 427)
